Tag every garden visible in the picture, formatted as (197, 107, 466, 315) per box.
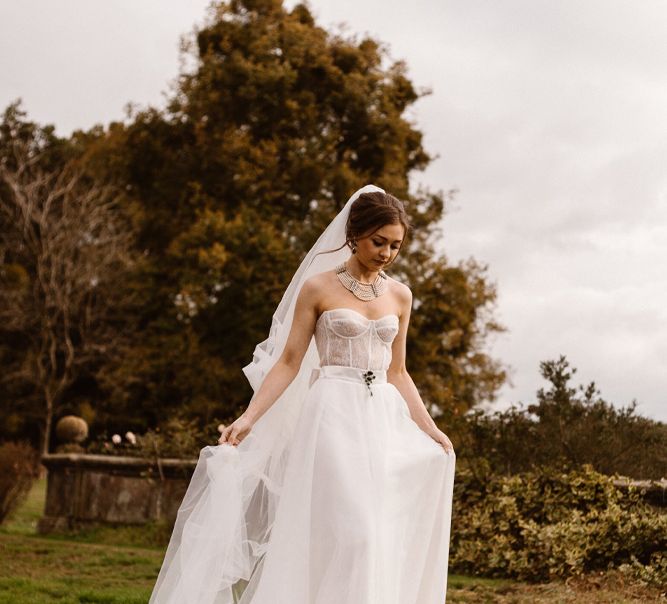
(1, 1, 666, 602)
(1, 471, 664, 603)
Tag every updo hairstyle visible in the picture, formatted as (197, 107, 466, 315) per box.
(345, 191, 412, 260)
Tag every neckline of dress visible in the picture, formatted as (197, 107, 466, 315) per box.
(317, 307, 399, 325)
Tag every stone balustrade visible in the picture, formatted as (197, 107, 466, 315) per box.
(38, 452, 197, 534)
(37, 452, 667, 535)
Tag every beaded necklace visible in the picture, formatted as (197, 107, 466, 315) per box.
(335, 262, 388, 301)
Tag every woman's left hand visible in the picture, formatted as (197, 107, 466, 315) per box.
(425, 427, 455, 454)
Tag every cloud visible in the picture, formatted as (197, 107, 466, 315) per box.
(1, 0, 664, 420)
(0, 0, 211, 135)
(401, 0, 667, 420)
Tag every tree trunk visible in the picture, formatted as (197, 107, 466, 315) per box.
(42, 390, 53, 456)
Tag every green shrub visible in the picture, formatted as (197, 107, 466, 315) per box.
(619, 552, 667, 589)
(86, 413, 221, 459)
(448, 356, 667, 480)
(0, 441, 40, 524)
(450, 465, 667, 584)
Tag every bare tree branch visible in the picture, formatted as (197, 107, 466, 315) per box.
(0, 138, 137, 456)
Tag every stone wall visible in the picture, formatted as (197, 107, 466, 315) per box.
(613, 477, 667, 508)
(38, 453, 197, 534)
(37, 452, 666, 535)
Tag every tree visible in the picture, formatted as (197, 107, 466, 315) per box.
(0, 101, 138, 455)
(70, 0, 507, 428)
(528, 356, 666, 477)
(455, 355, 667, 479)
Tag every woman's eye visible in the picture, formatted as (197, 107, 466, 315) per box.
(373, 240, 399, 250)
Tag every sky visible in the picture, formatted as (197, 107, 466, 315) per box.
(1, 0, 665, 421)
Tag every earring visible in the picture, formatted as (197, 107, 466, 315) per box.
(351, 240, 357, 254)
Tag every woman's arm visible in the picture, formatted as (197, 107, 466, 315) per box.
(387, 284, 454, 453)
(218, 279, 319, 446)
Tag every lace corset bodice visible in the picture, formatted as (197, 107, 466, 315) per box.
(314, 308, 399, 371)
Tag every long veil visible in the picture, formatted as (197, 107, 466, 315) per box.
(149, 184, 385, 604)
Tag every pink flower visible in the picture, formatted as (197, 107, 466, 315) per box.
(125, 431, 137, 445)
(111, 434, 121, 445)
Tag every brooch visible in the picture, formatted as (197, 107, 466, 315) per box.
(362, 370, 376, 396)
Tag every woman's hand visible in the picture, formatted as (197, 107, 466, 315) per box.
(218, 414, 254, 447)
(425, 427, 455, 455)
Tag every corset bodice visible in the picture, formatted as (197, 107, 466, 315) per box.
(314, 308, 399, 371)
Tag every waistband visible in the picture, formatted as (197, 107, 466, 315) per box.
(309, 365, 388, 388)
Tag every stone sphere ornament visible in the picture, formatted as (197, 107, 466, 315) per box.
(55, 415, 89, 445)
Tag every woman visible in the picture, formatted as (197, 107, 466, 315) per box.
(150, 184, 456, 604)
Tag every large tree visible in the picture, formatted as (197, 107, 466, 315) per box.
(80, 0, 506, 430)
(0, 0, 506, 448)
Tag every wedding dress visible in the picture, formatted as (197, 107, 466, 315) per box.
(151, 307, 455, 604)
(150, 185, 456, 604)
(245, 307, 456, 603)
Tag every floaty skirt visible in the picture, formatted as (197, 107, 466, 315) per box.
(150, 365, 456, 604)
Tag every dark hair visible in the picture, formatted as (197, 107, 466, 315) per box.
(345, 191, 411, 257)
(312, 190, 412, 265)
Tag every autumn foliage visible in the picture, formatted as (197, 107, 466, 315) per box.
(1, 1, 505, 451)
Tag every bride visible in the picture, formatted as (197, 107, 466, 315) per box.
(150, 184, 456, 604)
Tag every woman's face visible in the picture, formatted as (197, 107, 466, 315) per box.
(354, 222, 405, 270)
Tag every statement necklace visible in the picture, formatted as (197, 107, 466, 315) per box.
(335, 262, 388, 301)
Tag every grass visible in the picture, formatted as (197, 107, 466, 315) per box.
(0, 478, 663, 603)
(2, 475, 46, 536)
(0, 532, 160, 603)
(447, 572, 665, 603)
(0, 478, 164, 603)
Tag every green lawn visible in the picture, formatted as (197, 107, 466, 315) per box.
(0, 478, 166, 603)
(0, 532, 160, 604)
(0, 478, 662, 603)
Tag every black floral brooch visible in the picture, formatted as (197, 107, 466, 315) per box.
(362, 370, 376, 396)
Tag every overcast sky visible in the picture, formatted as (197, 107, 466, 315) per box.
(1, 0, 665, 421)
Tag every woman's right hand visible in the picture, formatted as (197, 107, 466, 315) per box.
(218, 414, 254, 447)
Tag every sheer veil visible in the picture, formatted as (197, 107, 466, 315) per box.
(150, 184, 385, 604)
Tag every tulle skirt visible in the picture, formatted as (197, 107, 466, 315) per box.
(150, 365, 456, 604)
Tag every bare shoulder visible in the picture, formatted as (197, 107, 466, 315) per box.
(387, 274, 412, 306)
(300, 270, 336, 308)
(302, 270, 337, 292)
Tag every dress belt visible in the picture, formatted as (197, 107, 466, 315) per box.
(309, 365, 387, 395)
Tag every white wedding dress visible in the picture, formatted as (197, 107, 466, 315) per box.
(150, 307, 456, 604)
